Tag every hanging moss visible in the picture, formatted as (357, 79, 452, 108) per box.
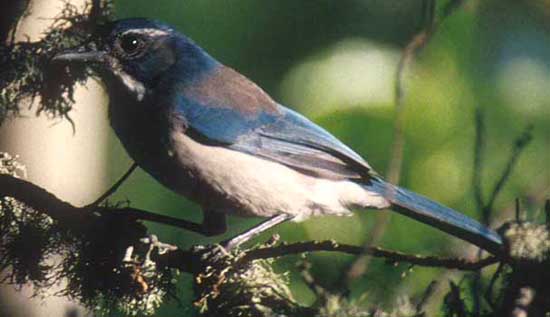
(0, 0, 113, 124)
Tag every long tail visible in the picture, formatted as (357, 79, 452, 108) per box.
(365, 177, 503, 255)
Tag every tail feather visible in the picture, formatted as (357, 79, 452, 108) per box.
(366, 177, 503, 255)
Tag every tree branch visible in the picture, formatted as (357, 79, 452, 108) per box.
(0, 174, 92, 225)
(238, 240, 499, 271)
(0, 173, 500, 274)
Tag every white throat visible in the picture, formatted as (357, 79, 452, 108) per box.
(113, 68, 146, 101)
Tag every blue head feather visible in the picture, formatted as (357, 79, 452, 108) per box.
(92, 18, 219, 91)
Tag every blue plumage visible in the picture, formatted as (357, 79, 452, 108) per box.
(179, 81, 371, 179)
(228, 107, 372, 179)
(53, 18, 503, 254)
(176, 94, 279, 144)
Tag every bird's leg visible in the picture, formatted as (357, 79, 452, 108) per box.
(85, 163, 138, 209)
(201, 209, 227, 236)
(222, 214, 292, 251)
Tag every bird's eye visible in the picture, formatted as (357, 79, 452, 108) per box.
(118, 34, 145, 57)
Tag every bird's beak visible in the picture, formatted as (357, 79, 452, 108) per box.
(52, 45, 107, 64)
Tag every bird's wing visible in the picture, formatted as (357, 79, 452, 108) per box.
(231, 107, 373, 179)
(177, 66, 372, 180)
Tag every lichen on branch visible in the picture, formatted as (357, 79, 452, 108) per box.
(0, 0, 113, 124)
(0, 153, 178, 316)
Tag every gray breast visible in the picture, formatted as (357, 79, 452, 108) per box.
(107, 91, 204, 201)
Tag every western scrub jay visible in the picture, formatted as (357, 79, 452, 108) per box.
(53, 18, 502, 254)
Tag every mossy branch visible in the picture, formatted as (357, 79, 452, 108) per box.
(0, 0, 113, 125)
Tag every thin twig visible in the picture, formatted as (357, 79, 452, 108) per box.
(484, 262, 504, 309)
(101, 206, 203, 233)
(85, 163, 138, 209)
(385, 31, 428, 184)
(240, 240, 499, 271)
(416, 280, 438, 313)
(297, 261, 328, 300)
(475, 121, 533, 225)
(515, 198, 521, 222)
(484, 126, 533, 218)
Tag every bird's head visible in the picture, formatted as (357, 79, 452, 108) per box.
(53, 18, 217, 100)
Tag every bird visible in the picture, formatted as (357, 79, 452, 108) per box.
(52, 18, 503, 254)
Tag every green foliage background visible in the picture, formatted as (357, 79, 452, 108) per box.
(98, 0, 550, 315)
